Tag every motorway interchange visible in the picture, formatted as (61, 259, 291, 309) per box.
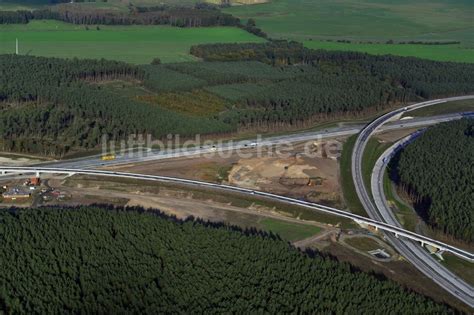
(1, 96, 473, 307)
(352, 96, 474, 307)
(44, 111, 467, 170)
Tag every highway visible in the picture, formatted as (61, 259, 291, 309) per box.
(0, 165, 472, 263)
(352, 96, 474, 307)
(372, 133, 474, 307)
(40, 112, 466, 170)
(2, 97, 472, 306)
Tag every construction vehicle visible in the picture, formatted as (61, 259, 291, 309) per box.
(101, 154, 116, 161)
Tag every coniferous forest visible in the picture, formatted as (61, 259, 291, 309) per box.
(0, 206, 454, 313)
(0, 4, 242, 28)
(394, 118, 474, 242)
(0, 55, 232, 156)
(0, 3, 472, 314)
(1, 50, 473, 156)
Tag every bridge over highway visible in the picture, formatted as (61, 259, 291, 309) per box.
(0, 166, 472, 263)
(352, 95, 474, 307)
(1, 96, 472, 306)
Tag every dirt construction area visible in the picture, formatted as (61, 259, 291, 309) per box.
(106, 141, 344, 208)
(228, 154, 342, 207)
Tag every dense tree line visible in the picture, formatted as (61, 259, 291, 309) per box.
(392, 119, 474, 242)
(0, 55, 144, 101)
(190, 41, 474, 99)
(187, 43, 474, 127)
(0, 9, 59, 24)
(0, 206, 454, 313)
(0, 4, 240, 27)
(241, 17, 267, 38)
(392, 118, 474, 242)
(2, 51, 473, 156)
(0, 4, 272, 38)
(145, 62, 397, 129)
(190, 41, 315, 64)
(397, 41, 461, 45)
(0, 55, 232, 156)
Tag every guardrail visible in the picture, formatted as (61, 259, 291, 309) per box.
(351, 96, 474, 306)
(1, 166, 472, 262)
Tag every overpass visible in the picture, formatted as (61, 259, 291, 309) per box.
(352, 95, 474, 307)
(1, 166, 472, 263)
(41, 113, 467, 170)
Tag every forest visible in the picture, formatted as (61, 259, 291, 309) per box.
(0, 206, 454, 313)
(393, 119, 473, 242)
(188, 41, 474, 122)
(1, 51, 473, 156)
(0, 4, 269, 38)
(0, 4, 242, 28)
(0, 55, 232, 156)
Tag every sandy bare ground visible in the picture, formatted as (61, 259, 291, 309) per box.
(104, 154, 239, 183)
(228, 153, 342, 207)
(293, 229, 340, 249)
(0, 156, 47, 166)
(55, 184, 330, 232)
(104, 141, 344, 208)
(102, 144, 309, 181)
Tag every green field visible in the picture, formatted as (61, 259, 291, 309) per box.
(383, 170, 418, 232)
(259, 218, 321, 242)
(0, 0, 198, 11)
(2, 1, 473, 62)
(0, 2, 43, 10)
(0, 0, 261, 11)
(0, 20, 265, 64)
(361, 137, 393, 196)
(345, 237, 382, 252)
(224, 0, 474, 42)
(339, 135, 367, 217)
(225, 0, 474, 62)
(441, 254, 474, 286)
(304, 41, 474, 63)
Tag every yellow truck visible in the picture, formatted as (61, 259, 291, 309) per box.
(101, 154, 116, 161)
